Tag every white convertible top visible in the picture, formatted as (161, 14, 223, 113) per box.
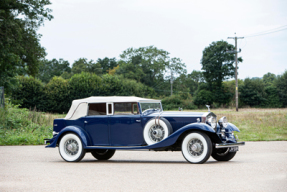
(65, 96, 160, 120)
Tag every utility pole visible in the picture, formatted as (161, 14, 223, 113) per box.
(170, 71, 173, 96)
(227, 33, 244, 112)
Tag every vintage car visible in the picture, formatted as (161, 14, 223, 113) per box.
(45, 96, 245, 164)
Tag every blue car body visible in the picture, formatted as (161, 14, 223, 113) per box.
(46, 111, 240, 151)
(45, 96, 245, 163)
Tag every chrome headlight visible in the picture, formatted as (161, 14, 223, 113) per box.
(207, 116, 217, 129)
(218, 116, 228, 128)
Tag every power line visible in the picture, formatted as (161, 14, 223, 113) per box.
(246, 24, 287, 36)
(245, 25, 287, 37)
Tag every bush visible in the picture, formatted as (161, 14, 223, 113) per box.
(161, 94, 196, 110)
(193, 90, 214, 107)
(44, 76, 71, 113)
(239, 78, 265, 107)
(11, 76, 44, 110)
(275, 70, 287, 107)
(264, 86, 282, 108)
(0, 100, 64, 145)
(10, 73, 157, 113)
(69, 72, 102, 100)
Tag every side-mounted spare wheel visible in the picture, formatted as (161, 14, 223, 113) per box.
(91, 149, 116, 160)
(59, 133, 86, 162)
(181, 132, 212, 164)
(143, 117, 172, 145)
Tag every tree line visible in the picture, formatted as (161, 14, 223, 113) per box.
(1, 0, 286, 113)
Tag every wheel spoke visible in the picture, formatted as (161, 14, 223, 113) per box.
(187, 138, 204, 157)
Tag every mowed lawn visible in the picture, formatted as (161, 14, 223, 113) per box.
(185, 108, 287, 141)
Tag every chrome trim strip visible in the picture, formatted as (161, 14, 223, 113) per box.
(215, 142, 245, 148)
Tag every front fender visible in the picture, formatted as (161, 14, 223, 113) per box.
(146, 122, 218, 149)
(45, 126, 91, 148)
(227, 123, 240, 132)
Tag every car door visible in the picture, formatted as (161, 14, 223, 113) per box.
(109, 102, 144, 146)
(84, 103, 110, 146)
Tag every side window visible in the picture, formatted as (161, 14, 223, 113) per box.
(88, 103, 106, 116)
(114, 103, 138, 115)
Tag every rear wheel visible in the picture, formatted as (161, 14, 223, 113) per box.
(59, 133, 86, 162)
(212, 148, 236, 161)
(91, 149, 115, 160)
(181, 132, 212, 164)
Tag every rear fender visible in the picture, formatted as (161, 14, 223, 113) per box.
(45, 126, 92, 148)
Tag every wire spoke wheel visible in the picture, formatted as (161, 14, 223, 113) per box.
(148, 125, 165, 142)
(181, 132, 212, 164)
(64, 139, 79, 156)
(187, 138, 204, 157)
(143, 117, 172, 145)
(59, 133, 86, 162)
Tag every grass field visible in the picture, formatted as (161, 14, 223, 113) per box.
(0, 103, 286, 145)
(186, 108, 287, 141)
(0, 102, 65, 145)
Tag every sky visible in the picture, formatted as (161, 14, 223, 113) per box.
(38, 0, 287, 80)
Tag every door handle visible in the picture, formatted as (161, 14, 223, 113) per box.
(136, 120, 141, 122)
(84, 121, 88, 124)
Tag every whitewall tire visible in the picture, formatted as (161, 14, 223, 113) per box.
(59, 133, 86, 162)
(143, 118, 172, 145)
(181, 132, 212, 164)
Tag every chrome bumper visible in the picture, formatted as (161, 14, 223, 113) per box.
(215, 142, 245, 148)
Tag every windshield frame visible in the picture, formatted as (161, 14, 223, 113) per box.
(139, 101, 163, 115)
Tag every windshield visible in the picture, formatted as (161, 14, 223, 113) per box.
(140, 102, 162, 114)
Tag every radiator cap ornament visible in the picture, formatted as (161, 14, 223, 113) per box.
(206, 105, 210, 112)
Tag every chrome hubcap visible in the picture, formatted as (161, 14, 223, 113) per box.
(188, 139, 204, 157)
(149, 125, 165, 142)
(64, 139, 79, 156)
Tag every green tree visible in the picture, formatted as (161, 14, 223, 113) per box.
(201, 40, 242, 89)
(71, 58, 102, 75)
(11, 76, 45, 110)
(193, 90, 214, 106)
(264, 86, 281, 108)
(263, 72, 276, 87)
(200, 40, 242, 105)
(44, 76, 71, 113)
(0, 0, 53, 89)
(239, 78, 266, 107)
(117, 46, 186, 94)
(188, 70, 205, 95)
(223, 79, 244, 106)
(37, 58, 71, 83)
(275, 70, 287, 107)
(69, 72, 102, 100)
(97, 57, 117, 74)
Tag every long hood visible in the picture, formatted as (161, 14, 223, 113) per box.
(146, 111, 206, 118)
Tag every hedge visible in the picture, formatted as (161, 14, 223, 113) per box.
(11, 72, 156, 113)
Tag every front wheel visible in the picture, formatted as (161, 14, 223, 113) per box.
(181, 132, 212, 164)
(91, 149, 115, 160)
(211, 148, 237, 161)
(59, 133, 86, 162)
